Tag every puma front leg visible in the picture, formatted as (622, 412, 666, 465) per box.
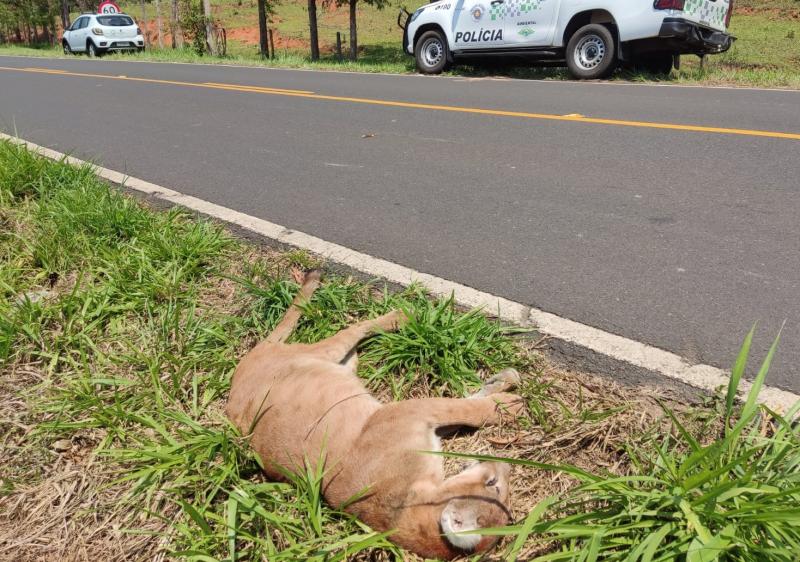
(379, 394, 524, 430)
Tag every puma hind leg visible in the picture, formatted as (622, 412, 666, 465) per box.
(304, 309, 408, 368)
(265, 269, 322, 344)
(377, 393, 524, 432)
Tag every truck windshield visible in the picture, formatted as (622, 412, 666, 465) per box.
(97, 15, 134, 26)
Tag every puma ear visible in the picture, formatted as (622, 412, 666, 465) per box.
(440, 500, 481, 551)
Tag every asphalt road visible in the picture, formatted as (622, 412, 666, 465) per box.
(1, 55, 798, 393)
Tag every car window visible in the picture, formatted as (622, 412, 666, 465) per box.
(97, 15, 134, 26)
(70, 17, 84, 30)
(79, 17, 90, 29)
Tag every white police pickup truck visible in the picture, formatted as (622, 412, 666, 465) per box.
(400, 0, 734, 79)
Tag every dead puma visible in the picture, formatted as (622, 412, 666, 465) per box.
(226, 271, 524, 559)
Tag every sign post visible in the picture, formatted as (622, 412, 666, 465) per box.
(97, 1, 121, 14)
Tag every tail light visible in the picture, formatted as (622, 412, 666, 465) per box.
(92, 27, 104, 35)
(725, 0, 734, 27)
(136, 26, 142, 34)
(653, 0, 685, 9)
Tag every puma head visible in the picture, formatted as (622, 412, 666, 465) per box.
(439, 462, 511, 553)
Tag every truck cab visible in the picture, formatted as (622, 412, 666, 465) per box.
(402, 0, 734, 79)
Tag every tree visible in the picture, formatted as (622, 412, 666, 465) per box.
(139, 0, 149, 47)
(179, 0, 206, 54)
(332, 0, 387, 61)
(59, 0, 68, 33)
(155, 0, 163, 48)
(0, 0, 60, 45)
(170, 0, 182, 47)
(307, 0, 318, 60)
(256, 0, 268, 57)
(201, 0, 215, 55)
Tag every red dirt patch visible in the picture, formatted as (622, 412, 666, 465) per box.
(226, 27, 310, 50)
(141, 19, 174, 46)
(136, 19, 316, 52)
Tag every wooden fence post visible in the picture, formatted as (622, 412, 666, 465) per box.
(268, 29, 275, 59)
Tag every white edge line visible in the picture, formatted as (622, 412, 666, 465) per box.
(2, 53, 800, 95)
(2, 131, 798, 413)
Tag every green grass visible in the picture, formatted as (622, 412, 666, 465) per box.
(359, 293, 529, 397)
(0, 42, 414, 73)
(471, 328, 800, 561)
(0, 138, 529, 559)
(668, 12, 800, 88)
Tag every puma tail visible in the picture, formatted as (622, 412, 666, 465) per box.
(265, 269, 322, 344)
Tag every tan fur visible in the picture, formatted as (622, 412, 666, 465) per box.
(226, 271, 524, 559)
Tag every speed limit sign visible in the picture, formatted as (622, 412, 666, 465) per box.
(97, 1, 121, 14)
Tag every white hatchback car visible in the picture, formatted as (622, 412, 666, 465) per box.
(62, 13, 145, 57)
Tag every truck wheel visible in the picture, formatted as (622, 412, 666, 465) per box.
(566, 24, 616, 80)
(415, 30, 449, 75)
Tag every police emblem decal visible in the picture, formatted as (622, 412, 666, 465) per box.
(470, 3, 486, 21)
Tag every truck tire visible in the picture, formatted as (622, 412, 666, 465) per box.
(566, 24, 616, 80)
(415, 30, 449, 75)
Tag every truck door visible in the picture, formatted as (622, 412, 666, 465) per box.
(451, 0, 507, 50)
(502, 0, 560, 47)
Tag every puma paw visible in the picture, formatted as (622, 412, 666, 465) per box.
(304, 269, 323, 284)
(491, 393, 525, 419)
(484, 368, 521, 392)
(469, 368, 521, 398)
(380, 309, 410, 331)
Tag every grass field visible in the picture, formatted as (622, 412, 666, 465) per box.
(2, 140, 799, 560)
(2, 0, 799, 87)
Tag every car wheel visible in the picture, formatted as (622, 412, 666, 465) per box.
(63, 41, 72, 55)
(566, 24, 616, 80)
(631, 52, 675, 76)
(87, 41, 100, 58)
(415, 30, 449, 75)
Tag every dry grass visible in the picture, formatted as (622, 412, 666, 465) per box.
(0, 358, 164, 560)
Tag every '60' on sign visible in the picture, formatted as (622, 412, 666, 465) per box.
(98, 1, 121, 14)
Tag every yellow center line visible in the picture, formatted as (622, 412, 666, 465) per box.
(9, 67, 314, 95)
(4, 66, 799, 141)
(23, 67, 69, 74)
(203, 81, 314, 94)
